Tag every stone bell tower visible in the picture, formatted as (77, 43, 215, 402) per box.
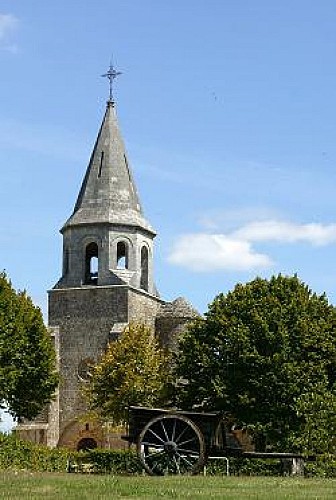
(47, 67, 166, 449)
(17, 66, 198, 450)
(56, 97, 156, 294)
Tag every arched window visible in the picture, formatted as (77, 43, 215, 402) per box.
(84, 242, 99, 285)
(117, 241, 129, 269)
(140, 246, 149, 291)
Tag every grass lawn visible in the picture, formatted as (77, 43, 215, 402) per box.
(0, 472, 335, 499)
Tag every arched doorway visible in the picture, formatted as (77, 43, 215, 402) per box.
(77, 437, 97, 451)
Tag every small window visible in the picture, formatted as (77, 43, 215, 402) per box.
(63, 248, 69, 276)
(84, 242, 99, 285)
(124, 154, 132, 184)
(117, 241, 129, 269)
(140, 246, 149, 291)
(98, 151, 104, 178)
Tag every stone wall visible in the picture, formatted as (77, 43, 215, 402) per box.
(48, 285, 130, 442)
(47, 284, 165, 449)
(128, 287, 164, 331)
(15, 425, 48, 445)
(156, 317, 190, 350)
(156, 297, 199, 349)
(49, 285, 129, 323)
(18, 285, 198, 450)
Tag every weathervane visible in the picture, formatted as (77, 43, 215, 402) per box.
(101, 62, 122, 102)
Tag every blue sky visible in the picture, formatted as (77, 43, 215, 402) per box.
(1, 1, 336, 428)
(1, 0, 336, 311)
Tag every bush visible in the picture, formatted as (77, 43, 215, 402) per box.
(0, 433, 141, 474)
(206, 456, 336, 478)
(304, 454, 336, 478)
(0, 433, 68, 471)
(1, 432, 335, 477)
(71, 449, 142, 474)
(205, 457, 283, 476)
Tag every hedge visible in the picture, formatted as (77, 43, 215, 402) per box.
(0, 434, 141, 474)
(0, 433, 68, 472)
(68, 448, 142, 474)
(1, 433, 335, 477)
(304, 454, 336, 478)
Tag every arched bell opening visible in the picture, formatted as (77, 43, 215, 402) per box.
(117, 241, 129, 269)
(140, 245, 149, 291)
(84, 242, 99, 285)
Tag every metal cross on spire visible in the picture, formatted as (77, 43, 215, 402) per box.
(101, 62, 122, 102)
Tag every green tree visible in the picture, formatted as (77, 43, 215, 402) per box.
(291, 383, 336, 454)
(175, 275, 336, 453)
(87, 323, 169, 425)
(0, 272, 58, 421)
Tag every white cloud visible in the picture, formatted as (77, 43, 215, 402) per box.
(233, 220, 336, 246)
(0, 13, 19, 52)
(168, 219, 336, 273)
(168, 233, 273, 272)
(0, 14, 17, 39)
(198, 207, 282, 231)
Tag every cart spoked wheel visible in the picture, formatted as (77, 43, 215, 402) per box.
(137, 414, 206, 475)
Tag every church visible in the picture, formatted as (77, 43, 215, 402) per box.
(17, 67, 198, 450)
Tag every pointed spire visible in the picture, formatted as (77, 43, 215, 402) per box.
(62, 100, 155, 235)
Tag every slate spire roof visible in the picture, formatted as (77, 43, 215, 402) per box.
(62, 100, 155, 235)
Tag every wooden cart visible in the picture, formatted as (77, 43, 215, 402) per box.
(123, 406, 304, 476)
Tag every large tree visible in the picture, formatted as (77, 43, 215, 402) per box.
(0, 272, 58, 421)
(175, 275, 336, 453)
(87, 323, 169, 425)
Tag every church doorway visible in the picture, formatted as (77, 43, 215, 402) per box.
(77, 437, 97, 451)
